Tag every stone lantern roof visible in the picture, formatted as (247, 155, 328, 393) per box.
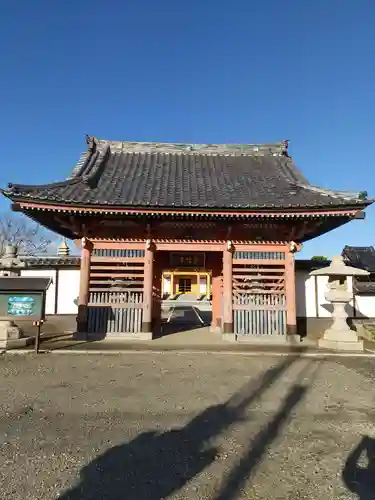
(310, 255, 369, 277)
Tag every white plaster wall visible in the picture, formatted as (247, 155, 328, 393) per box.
(355, 295, 375, 318)
(57, 270, 80, 314)
(296, 271, 318, 317)
(346, 276, 356, 317)
(20, 269, 57, 315)
(305, 275, 318, 317)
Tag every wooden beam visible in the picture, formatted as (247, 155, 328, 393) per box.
(142, 246, 154, 335)
(90, 256, 144, 263)
(54, 269, 59, 315)
(77, 241, 92, 334)
(16, 201, 363, 218)
(90, 241, 146, 250)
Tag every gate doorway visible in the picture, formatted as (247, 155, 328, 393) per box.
(161, 297, 212, 336)
(156, 250, 221, 337)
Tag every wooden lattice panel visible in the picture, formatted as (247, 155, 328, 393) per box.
(232, 251, 287, 336)
(87, 249, 145, 335)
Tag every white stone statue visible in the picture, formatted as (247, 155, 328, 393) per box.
(310, 255, 369, 351)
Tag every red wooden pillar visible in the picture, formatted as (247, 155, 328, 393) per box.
(211, 275, 222, 331)
(285, 249, 298, 337)
(77, 239, 92, 334)
(142, 243, 154, 335)
(209, 251, 222, 331)
(152, 252, 162, 335)
(223, 245, 233, 333)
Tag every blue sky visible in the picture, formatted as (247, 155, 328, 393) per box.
(1, 0, 374, 258)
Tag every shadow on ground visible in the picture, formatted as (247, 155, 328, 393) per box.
(57, 354, 311, 500)
(342, 436, 375, 500)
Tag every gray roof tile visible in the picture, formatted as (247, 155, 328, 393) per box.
(342, 246, 375, 272)
(2, 136, 371, 210)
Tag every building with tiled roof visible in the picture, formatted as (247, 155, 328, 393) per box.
(1, 135, 372, 342)
(342, 246, 375, 294)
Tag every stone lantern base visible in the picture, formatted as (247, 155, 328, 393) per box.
(0, 320, 29, 350)
(318, 327, 364, 352)
(318, 339, 364, 352)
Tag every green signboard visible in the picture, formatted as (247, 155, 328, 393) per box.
(7, 296, 35, 317)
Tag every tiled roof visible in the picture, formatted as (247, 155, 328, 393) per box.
(0, 276, 52, 291)
(295, 259, 331, 271)
(21, 256, 80, 267)
(2, 136, 371, 210)
(0, 255, 80, 270)
(342, 246, 375, 272)
(353, 280, 375, 294)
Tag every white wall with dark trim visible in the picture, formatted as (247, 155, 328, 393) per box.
(21, 268, 79, 315)
(18, 267, 375, 319)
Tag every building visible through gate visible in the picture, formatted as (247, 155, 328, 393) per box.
(2, 136, 372, 341)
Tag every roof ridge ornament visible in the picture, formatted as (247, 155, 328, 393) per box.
(281, 140, 289, 156)
(86, 135, 97, 152)
(82, 144, 110, 187)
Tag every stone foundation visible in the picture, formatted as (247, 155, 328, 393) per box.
(0, 319, 31, 350)
(318, 338, 364, 352)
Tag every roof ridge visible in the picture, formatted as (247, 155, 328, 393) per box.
(274, 156, 309, 184)
(90, 136, 289, 156)
(343, 245, 375, 251)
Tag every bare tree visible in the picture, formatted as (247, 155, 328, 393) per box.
(0, 212, 52, 256)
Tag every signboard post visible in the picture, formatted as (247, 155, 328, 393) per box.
(0, 277, 51, 352)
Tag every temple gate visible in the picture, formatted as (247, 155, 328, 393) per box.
(3, 135, 370, 342)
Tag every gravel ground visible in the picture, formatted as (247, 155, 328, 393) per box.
(1, 353, 375, 500)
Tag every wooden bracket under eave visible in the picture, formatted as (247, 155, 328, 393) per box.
(11, 203, 22, 213)
(353, 210, 366, 220)
(73, 237, 93, 251)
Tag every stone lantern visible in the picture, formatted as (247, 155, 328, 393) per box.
(0, 244, 26, 275)
(0, 244, 27, 349)
(310, 255, 369, 351)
